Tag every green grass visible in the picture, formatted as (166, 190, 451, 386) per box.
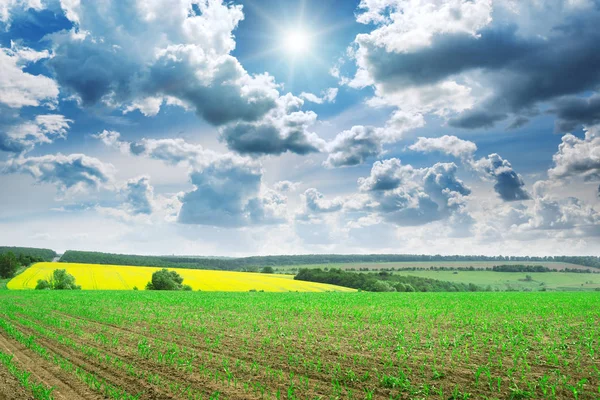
(0, 291, 598, 399)
(0, 349, 55, 399)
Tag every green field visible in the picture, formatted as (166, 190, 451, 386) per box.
(275, 263, 600, 291)
(0, 291, 598, 399)
(386, 270, 600, 291)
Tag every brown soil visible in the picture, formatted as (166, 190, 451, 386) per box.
(0, 362, 33, 400)
(0, 332, 101, 400)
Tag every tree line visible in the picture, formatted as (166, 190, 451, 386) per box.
(294, 268, 485, 292)
(492, 265, 596, 273)
(60, 250, 600, 270)
(0, 247, 56, 262)
(0, 250, 50, 279)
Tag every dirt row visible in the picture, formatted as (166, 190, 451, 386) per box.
(0, 332, 100, 400)
(0, 362, 33, 400)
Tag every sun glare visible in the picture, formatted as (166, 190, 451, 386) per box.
(283, 29, 310, 55)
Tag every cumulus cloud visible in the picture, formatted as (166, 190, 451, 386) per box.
(95, 132, 288, 227)
(0, 44, 58, 109)
(357, 158, 472, 226)
(91, 130, 128, 152)
(2, 153, 114, 195)
(219, 94, 325, 156)
(409, 135, 477, 159)
(324, 126, 383, 168)
(351, 0, 600, 130)
(524, 195, 599, 232)
(0, 114, 72, 153)
(324, 111, 426, 168)
(472, 154, 530, 202)
(408, 136, 531, 202)
(548, 124, 600, 182)
(41, 0, 325, 157)
(303, 188, 344, 213)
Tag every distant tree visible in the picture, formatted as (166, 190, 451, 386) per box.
(146, 269, 186, 291)
(0, 252, 19, 279)
(525, 274, 533, 282)
(35, 269, 81, 290)
(261, 266, 274, 274)
(371, 281, 396, 292)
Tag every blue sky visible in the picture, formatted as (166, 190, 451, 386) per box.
(1, 0, 599, 256)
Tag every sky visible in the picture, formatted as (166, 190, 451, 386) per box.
(1, 0, 600, 257)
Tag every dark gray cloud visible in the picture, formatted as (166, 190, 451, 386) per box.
(356, 3, 600, 130)
(552, 94, 600, 133)
(219, 95, 324, 156)
(473, 154, 530, 201)
(361, 26, 535, 90)
(448, 109, 507, 129)
(448, 14, 600, 128)
(220, 120, 321, 156)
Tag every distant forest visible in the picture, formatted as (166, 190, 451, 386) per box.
(0, 247, 57, 262)
(294, 268, 485, 292)
(59, 250, 600, 270)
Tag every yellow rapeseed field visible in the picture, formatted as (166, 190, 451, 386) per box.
(7, 262, 355, 292)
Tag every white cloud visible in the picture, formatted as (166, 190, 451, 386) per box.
(0, 0, 44, 25)
(274, 180, 300, 192)
(300, 88, 339, 104)
(357, 158, 473, 227)
(409, 135, 477, 159)
(0, 44, 58, 109)
(548, 124, 600, 182)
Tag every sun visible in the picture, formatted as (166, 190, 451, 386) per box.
(283, 29, 311, 55)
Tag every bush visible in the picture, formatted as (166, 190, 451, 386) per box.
(34, 279, 52, 290)
(35, 269, 81, 290)
(146, 269, 188, 291)
(261, 266, 274, 274)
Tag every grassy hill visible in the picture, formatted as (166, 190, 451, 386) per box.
(386, 270, 600, 291)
